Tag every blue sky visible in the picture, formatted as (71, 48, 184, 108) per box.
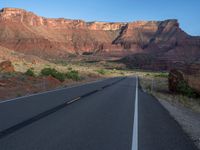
(1, 0, 200, 35)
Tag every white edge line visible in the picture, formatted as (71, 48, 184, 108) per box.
(131, 76, 138, 150)
(0, 78, 109, 104)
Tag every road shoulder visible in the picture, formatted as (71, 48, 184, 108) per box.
(158, 98, 200, 149)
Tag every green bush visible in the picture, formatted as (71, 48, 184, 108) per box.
(68, 67, 73, 70)
(41, 68, 57, 76)
(66, 70, 81, 81)
(96, 69, 107, 75)
(145, 73, 150, 76)
(25, 69, 35, 77)
(154, 72, 168, 78)
(54, 72, 66, 82)
(177, 81, 198, 98)
(82, 52, 93, 55)
(41, 68, 65, 82)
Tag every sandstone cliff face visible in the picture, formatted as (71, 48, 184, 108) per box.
(0, 8, 125, 30)
(113, 21, 160, 49)
(0, 8, 127, 58)
(0, 8, 199, 70)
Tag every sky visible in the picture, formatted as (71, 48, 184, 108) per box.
(1, 0, 200, 36)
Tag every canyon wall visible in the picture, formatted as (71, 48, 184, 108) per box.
(0, 8, 199, 70)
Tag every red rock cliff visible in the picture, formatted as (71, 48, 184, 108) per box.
(0, 8, 199, 70)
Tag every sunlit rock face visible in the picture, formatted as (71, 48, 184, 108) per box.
(0, 8, 125, 30)
(87, 22, 126, 30)
(0, 8, 199, 70)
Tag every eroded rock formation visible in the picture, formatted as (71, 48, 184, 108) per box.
(0, 60, 15, 72)
(0, 8, 199, 70)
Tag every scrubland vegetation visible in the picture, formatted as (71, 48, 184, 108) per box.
(139, 73, 200, 112)
(1, 59, 199, 113)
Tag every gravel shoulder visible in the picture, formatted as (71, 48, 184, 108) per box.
(158, 97, 200, 149)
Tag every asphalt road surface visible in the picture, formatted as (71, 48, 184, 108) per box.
(0, 77, 198, 150)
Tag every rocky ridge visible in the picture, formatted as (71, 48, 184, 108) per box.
(0, 8, 199, 70)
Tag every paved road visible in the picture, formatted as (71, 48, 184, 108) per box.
(0, 77, 198, 150)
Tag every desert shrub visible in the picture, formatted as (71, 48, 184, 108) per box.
(66, 70, 81, 81)
(96, 69, 107, 75)
(120, 72, 125, 75)
(177, 81, 198, 98)
(25, 69, 35, 77)
(82, 52, 93, 55)
(41, 68, 57, 76)
(41, 68, 65, 82)
(154, 72, 168, 78)
(145, 73, 150, 76)
(53, 72, 66, 82)
(68, 67, 73, 70)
